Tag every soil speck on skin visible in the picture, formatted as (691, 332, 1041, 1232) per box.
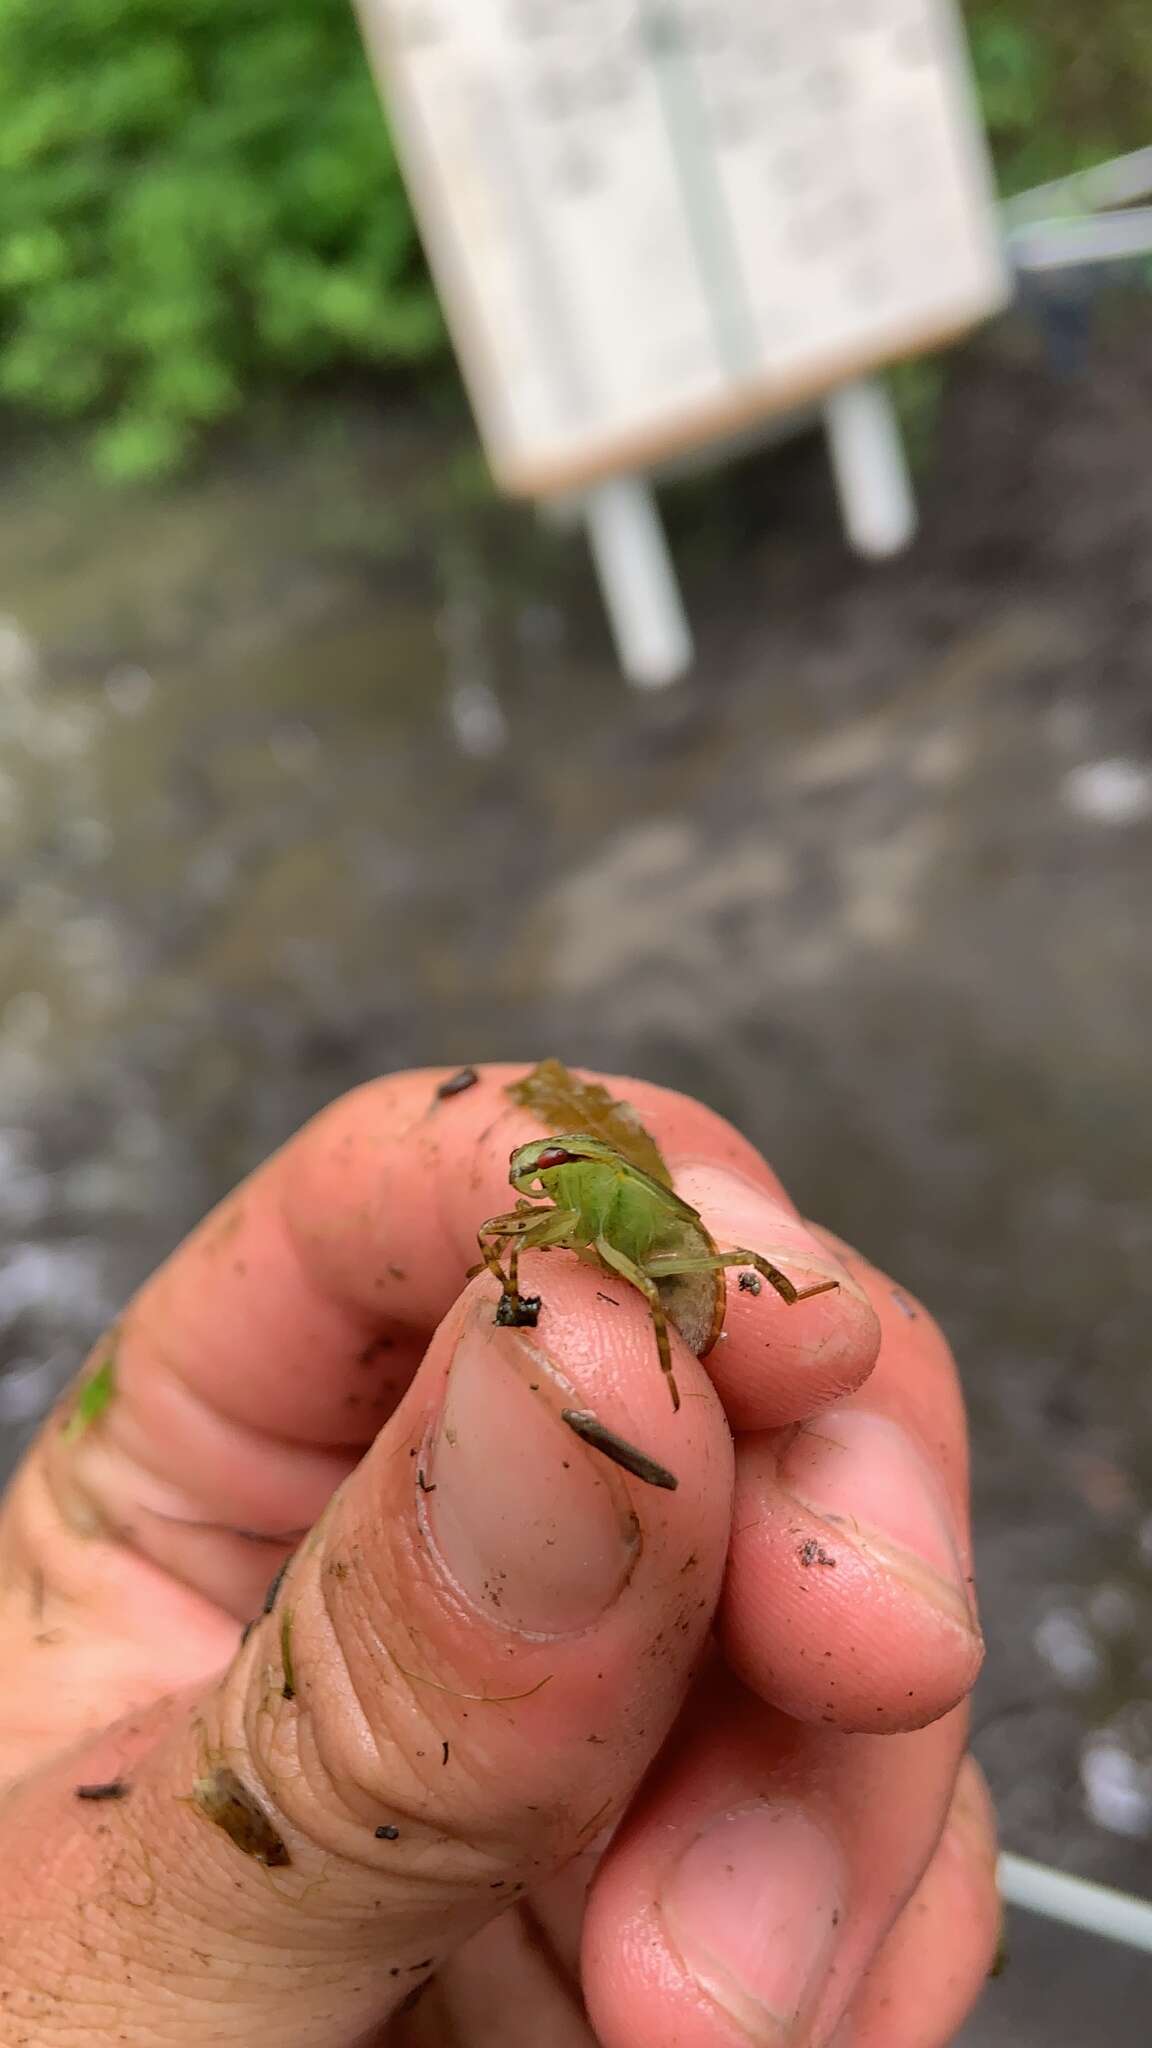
(494, 1290, 542, 1330)
(435, 1065, 479, 1100)
(799, 1539, 836, 1568)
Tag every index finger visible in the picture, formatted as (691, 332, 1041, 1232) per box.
(17, 1066, 879, 1612)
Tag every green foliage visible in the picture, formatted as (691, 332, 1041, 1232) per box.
(964, 2, 1152, 193)
(0, 0, 441, 477)
(885, 357, 947, 473)
(0, 3, 1149, 476)
(886, 8, 1152, 467)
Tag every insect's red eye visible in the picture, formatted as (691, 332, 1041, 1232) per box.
(536, 1145, 575, 1170)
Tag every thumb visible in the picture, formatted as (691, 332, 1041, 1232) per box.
(0, 1275, 732, 2046)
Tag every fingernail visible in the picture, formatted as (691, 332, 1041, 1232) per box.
(660, 1804, 845, 2042)
(425, 1307, 640, 1634)
(672, 1162, 855, 1298)
(780, 1410, 976, 1629)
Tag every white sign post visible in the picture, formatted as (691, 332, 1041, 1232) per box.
(353, 0, 1010, 684)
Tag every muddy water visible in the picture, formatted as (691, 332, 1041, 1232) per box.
(1, 332, 1151, 2036)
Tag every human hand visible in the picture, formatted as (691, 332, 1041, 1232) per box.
(0, 1067, 999, 2045)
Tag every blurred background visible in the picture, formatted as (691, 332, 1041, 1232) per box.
(0, 3, 1150, 2039)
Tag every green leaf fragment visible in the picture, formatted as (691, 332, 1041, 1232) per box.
(62, 1349, 117, 1443)
(506, 1058, 672, 1186)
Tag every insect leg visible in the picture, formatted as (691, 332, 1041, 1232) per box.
(648, 1247, 838, 1308)
(506, 1200, 541, 1297)
(473, 1207, 582, 1299)
(477, 1206, 548, 1239)
(471, 1207, 546, 1284)
(719, 1251, 839, 1307)
(475, 1231, 515, 1293)
(476, 1205, 578, 1247)
(474, 1226, 542, 1329)
(593, 1236, 681, 1412)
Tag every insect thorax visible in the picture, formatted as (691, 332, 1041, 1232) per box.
(544, 1158, 671, 1258)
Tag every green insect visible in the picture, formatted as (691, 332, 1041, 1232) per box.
(477, 1135, 837, 1413)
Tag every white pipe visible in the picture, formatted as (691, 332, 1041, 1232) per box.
(1009, 207, 1152, 273)
(1003, 145, 1152, 225)
(582, 477, 694, 689)
(999, 1852, 1152, 1955)
(823, 377, 917, 561)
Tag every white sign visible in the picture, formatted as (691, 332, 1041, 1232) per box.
(355, 0, 1010, 497)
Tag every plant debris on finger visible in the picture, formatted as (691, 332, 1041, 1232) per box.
(262, 1555, 291, 1616)
(507, 1057, 671, 1183)
(191, 1764, 291, 1867)
(562, 1409, 678, 1491)
(280, 1608, 296, 1701)
(62, 1346, 118, 1444)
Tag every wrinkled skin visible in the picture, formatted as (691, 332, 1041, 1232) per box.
(0, 1069, 999, 2046)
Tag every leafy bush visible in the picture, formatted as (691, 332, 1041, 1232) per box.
(965, 1, 1152, 192)
(0, 2, 1147, 476)
(0, 0, 441, 478)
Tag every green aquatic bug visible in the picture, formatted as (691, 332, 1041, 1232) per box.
(477, 1135, 837, 1412)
